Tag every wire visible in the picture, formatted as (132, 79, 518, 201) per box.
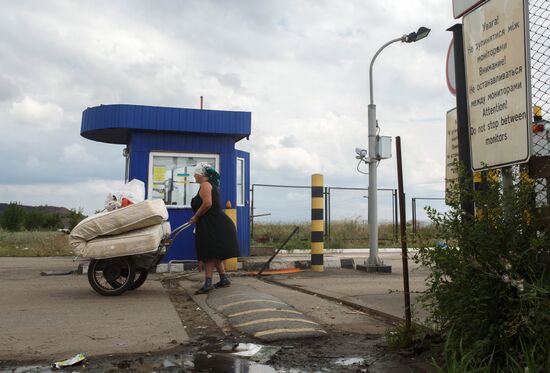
(356, 159, 369, 175)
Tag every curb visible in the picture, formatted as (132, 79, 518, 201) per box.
(76, 257, 393, 274)
(155, 258, 363, 273)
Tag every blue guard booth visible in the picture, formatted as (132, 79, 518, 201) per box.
(80, 104, 251, 262)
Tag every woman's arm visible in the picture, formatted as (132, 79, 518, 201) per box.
(189, 182, 213, 224)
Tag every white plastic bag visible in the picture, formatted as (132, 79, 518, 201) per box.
(104, 179, 145, 211)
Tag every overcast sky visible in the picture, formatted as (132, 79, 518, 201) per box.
(0, 0, 456, 222)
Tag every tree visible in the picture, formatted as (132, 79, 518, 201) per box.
(43, 213, 62, 230)
(68, 208, 86, 230)
(0, 202, 26, 232)
(24, 209, 47, 231)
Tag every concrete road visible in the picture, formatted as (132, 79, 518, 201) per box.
(0, 257, 188, 362)
(267, 252, 430, 322)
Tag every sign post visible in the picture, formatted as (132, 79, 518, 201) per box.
(463, 0, 531, 171)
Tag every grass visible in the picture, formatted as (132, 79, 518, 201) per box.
(0, 230, 73, 257)
(251, 220, 441, 250)
(0, 220, 442, 256)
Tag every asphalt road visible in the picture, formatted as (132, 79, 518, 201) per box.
(0, 257, 188, 362)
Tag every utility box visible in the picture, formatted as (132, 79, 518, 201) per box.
(376, 136, 392, 160)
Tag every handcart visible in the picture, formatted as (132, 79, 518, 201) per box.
(86, 222, 192, 296)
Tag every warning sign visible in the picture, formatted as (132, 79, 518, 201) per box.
(463, 0, 531, 171)
(446, 108, 459, 189)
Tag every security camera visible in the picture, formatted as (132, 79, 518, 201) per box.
(355, 147, 367, 159)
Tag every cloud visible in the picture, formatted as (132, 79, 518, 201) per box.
(0, 75, 21, 102)
(0, 0, 458, 221)
(61, 143, 98, 165)
(9, 96, 64, 131)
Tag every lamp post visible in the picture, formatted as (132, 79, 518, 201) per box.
(366, 26, 430, 267)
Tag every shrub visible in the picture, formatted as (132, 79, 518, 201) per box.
(415, 169, 550, 371)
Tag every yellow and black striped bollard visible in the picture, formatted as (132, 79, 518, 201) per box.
(311, 174, 324, 272)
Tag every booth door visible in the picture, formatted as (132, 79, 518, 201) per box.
(235, 150, 250, 256)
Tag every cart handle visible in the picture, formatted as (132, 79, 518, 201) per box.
(169, 222, 192, 241)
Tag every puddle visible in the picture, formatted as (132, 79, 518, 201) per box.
(8, 366, 55, 373)
(334, 357, 366, 366)
(194, 353, 281, 372)
(5, 353, 303, 373)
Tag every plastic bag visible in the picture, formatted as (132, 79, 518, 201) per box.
(104, 179, 145, 211)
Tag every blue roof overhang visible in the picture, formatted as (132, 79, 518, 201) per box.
(81, 104, 251, 144)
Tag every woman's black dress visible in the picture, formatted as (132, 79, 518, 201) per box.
(191, 181, 240, 261)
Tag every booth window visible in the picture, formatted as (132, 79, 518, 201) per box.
(148, 152, 219, 208)
(236, 157, 245, 206)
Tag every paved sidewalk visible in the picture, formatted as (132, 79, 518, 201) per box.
(179, 272, 391, 337)
(0, 257, 188, 362)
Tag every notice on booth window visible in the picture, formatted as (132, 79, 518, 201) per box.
(463, 0, 531, 170)
(153, 166, 166, 183)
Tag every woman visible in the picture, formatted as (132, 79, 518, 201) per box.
(189, 162, 240, 294)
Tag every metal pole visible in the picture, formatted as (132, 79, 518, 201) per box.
(327, 188, 332, 239)
(412, 198, 417, 234)
(448, 24, 474, 216)
(396, 136, 412, 331)
(391, 189, 396, 241)
(324, 187, 328, 238)
(250, 185, 255, 239)
(502, 166, 514, 217)
(367, 103, 380, 265)
(394, 189, 399, 241)
(367, 37, 402, 267)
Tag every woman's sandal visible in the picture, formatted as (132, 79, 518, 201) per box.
(214, 278, 231, 288)
(195, 285, 214, 294)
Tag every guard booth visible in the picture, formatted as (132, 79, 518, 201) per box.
(80, 104, 251, 262)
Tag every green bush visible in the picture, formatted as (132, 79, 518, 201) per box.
(415, 169, 550, 371)
(0, 202, 26, 232)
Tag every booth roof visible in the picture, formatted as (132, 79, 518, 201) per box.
(81, 104, 251, 144)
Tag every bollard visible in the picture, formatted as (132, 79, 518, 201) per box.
(223, 200, 238, 272)
(311, 174, 324, 272)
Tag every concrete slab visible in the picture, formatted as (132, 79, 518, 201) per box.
(0, 257, 188, 361)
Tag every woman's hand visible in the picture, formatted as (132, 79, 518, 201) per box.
(189, 215, 198, 224)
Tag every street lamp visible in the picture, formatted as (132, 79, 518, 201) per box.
(365, 26, 430, 267)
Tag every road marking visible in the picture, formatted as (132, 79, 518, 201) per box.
(235, 318, 319, 328)
(228, 308, 302, 318)
(218, 299, 287, 310)
(254, 328, 327, 338)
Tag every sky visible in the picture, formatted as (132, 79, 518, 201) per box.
(0, 0, 457, 222)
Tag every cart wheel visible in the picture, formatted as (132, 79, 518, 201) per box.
(87, 257, 136, 296)
(130, 269, 149, 290)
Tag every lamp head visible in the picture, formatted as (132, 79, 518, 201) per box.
(404, 26, 431, 43)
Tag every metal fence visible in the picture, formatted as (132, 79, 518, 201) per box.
(250, 183, 398, 241)
(411, 197, 446, 234)
(529, 0, 550, 206)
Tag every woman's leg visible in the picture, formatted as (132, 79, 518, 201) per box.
(196, 260, 215, 294)
(214, 259, 225, 275)
(214, 259, 231, 288)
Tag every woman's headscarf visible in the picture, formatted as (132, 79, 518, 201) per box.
(194, 162, 220, 188)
